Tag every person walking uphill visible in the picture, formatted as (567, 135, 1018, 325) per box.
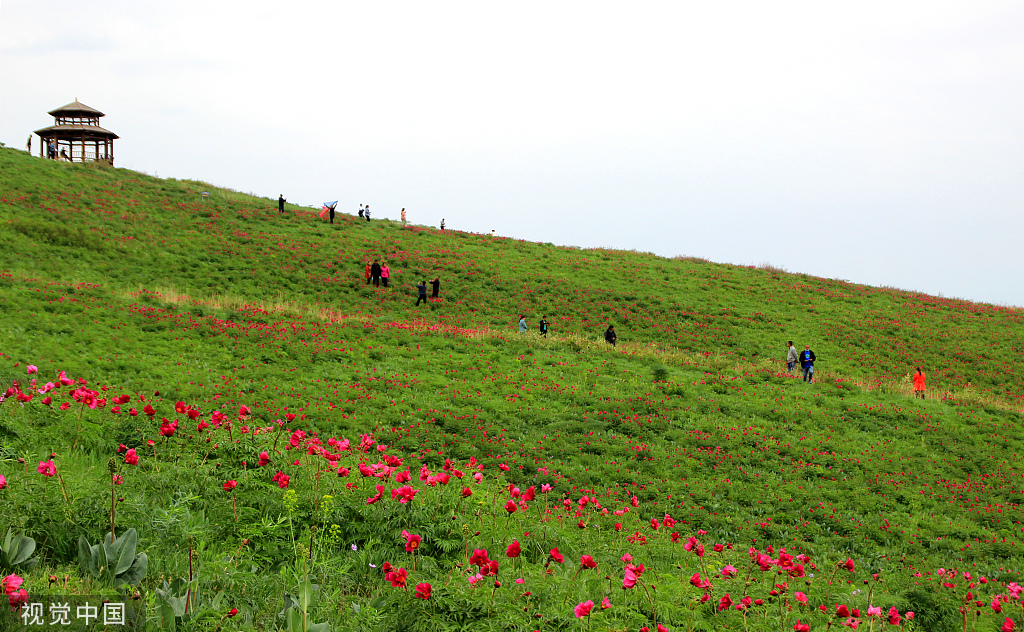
(364, 262, 372, 285)
(913, 367, 926, 399)
(416, 281, 428, 306)
(786, 341, 799, 375)
(518, 315, 527, 334)
(605, 325, 617, 347)
(371, 260, 382, 287)
(801, 345, 816, 383)
(279, 195, 286, 213)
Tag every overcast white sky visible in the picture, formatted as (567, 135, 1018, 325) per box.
(3, 1, 1022, 306)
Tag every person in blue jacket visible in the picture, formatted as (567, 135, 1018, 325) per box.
(801, 345, 817, 383)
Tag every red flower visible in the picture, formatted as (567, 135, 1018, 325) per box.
(272, 471, 291, 489)
(414, 582, 431, 600)
(223, 480, 237, 492)
(574, 600, 594, 618)
(37, 460, 56, 477)
(836, 604, 850, 617)
(580, 555, 597, 569)
(469, 549, 490, 566)
(718, 593, 733, 611)
(793, 621, 809, 632)
(159, 418, 178, 437)
(385, 567, 407, 588)
(143, 404, 156, 417)
(461, 486, 473, 498)
(506, 540, 521, 558)
(227, 608, 238, 618)
(402, 530, 421, 553)
(888, 606, 902, 625)
(365, 484, 384, 504)
(124, 449, 138, 465)
(623, 568, 637, 589)
(843, 558, 855, 573)
(391, 485, 420, 504)
(548, 548, 564, 564)
(1002, 618, 1015, 632)
(258, 451, 270, 467)
(504, 500, 517, 514)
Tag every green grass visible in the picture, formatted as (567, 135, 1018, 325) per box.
(1, 146, 1023, 631)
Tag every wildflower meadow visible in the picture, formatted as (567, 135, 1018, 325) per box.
(1, 147, 1023, 631)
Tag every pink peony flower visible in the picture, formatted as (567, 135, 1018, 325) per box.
(574, 600, 594, 618)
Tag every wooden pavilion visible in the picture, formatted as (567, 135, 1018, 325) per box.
(34, 100, 118, 165)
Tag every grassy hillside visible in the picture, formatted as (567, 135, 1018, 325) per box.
(1, 146, 1023, 631)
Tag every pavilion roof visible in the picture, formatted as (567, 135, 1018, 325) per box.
(34, 123, 119, 140)
(47, 100, 105, 117)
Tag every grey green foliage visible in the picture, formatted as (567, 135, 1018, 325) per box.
(77, 528, 148, 587)
(1, 528, 39, 571)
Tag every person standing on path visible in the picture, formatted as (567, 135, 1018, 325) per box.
(539, 316, 549, 338)
(364, 262, 372, 285)
(440, 219, 445, 231)
(430, 277, 440, 298)
(26, 136, 31, 153)
(801, 345, 816, 383)
(518, 315, 527, 333)
(279, 195, 286, 213)
(401, 208, 407, 227)
(358, 204, 364, 218)
(786, 341, 799, 375)
(912, 367, 926, 399)
(416, 281, 428, 306)
(328, 202, 336, 224)
(371, 260, 382, 287)
(605, 325, 617, 346)
(48, 140, 56, 159)
(381, 262, 391, 287)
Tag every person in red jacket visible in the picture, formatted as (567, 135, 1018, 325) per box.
(912, 368, 926, 399)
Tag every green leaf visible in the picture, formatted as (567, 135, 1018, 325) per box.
(287, 607, 303, 632)
(118, 553, 148, 585)
(103, 528, 138, 576)
(78, 536, 99, 579)
(298, 577, 312, 612)
(9, 534, 36, 566)
(307, 623, 330, 632)
(154, 593, 177, 631)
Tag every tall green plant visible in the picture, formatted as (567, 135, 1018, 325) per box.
(0, 528, 39, 572)
(77, 528, 148, 587)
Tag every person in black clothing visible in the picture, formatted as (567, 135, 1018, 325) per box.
(416, 281, 428, 306)
(371, 260, 382, 287)
(539, 316, 549, 337)
(430, 277, 440, 298)
(801, 345, 816, 383)
(605, 325, 617, 346)
(358, 204, 364, 218)
(279, 195, 286, 213)
(328, 202, 336, 224)
(440, 219, 445, 231)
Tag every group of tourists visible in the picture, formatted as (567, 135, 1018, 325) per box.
(786, 341, 927, 396)
(517, 315, 621, 348)
(517, 315, 550, 337)
(364, 260, 392, 287)
(416, 278, 441, 305)
(786, 341, 817, 382)
(361, 262, 441, 305)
